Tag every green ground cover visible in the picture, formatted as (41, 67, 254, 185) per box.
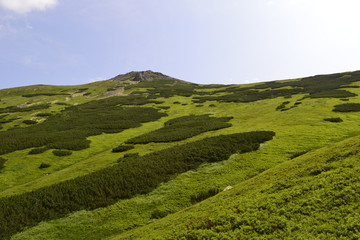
(1, 71, 360, 240)
(0, 96, 166, 155)
(0, 131, 274, 239)
(113, 135, 360, 240)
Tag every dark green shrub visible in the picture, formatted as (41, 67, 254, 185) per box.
(333, 103, 360, 112)
(23, 120, 37, 125)
(52, 150, 72, 157)
(173, 101, 181, 104)
(112, 144, 134, 153)
(77, 88, 89, 92)
(38, 163, 51, 169)
(195, 105, 204, 107)
(308, 90, 357, 98)
(0, 104, 50, 114)
(22, 93, 69, 97)
(209, 104, 216, 107)
(29, 147, 48, 155)
(276, 101, 290, 111)
(0, 157, 7, 171)
(36, 113, 52, 117)
(309, 166, 334, 176)
(150, 209, 170, 219)
(55, 102, 70, 106)
(126, 115, 232, 144)
(324, 118, 343, 123)
(192, 99, 206, 103)
(123, 153, 139, 158)
(193, 71, 360, 103)
(0, 119, 14, 124)
(47, 139, 91, 151)
(157, 106, 170, 110)
(190, 188, 220, 204)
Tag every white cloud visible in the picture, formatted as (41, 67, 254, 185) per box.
(0, 0, 58, 14)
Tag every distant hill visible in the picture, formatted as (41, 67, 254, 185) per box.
(0, 70, 359, 239)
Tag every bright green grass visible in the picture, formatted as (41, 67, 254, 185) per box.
(10, 87, 360, 240)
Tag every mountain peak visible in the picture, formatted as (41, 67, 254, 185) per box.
(112, 70, 173, 82)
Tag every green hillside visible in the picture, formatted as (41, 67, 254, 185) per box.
(0, 70, 360, 239)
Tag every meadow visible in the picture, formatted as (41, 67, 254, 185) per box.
(0, 70, 359, 239)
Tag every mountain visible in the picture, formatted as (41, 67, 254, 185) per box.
(0, 70, 360, 239)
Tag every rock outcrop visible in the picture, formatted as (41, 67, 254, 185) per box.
(112, 70, 173, 82)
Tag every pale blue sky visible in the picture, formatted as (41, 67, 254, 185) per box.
(1, 0, 360, 89)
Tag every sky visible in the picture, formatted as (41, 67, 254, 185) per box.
(1, 0, 360, 89)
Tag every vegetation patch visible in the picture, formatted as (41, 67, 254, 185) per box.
(156, 106, 170, 110)
(0, 96, 167, 155)
(324, 117, 343, 123)
(289, 150, 309, 159)
(276, 101, 290, 111)
(308, 89, 357, 98)
(35, 113, 52, 117)
(0, 157, 7, 171)
(126, 115, 232, 144)
(112, 144, 135, 153)
(52, 150, 72, 157)
(54, 102, 70, 106)
(126, 79, 197, 98)
(190, 188, 220, 204)
(22, 93, 70, 98)
(150, 209, 171, 219)
(28, 147, 49, 155)
(193, 71, 360, 103)
(76, 88, 89, 92)
(22, 120, 37, 125)
(38, 163, 51, 169)
(333, 103, 360, 112)
(0, 104, 50, 114)
(0, 118, 16, 124)
(0, 131, 275, 239)
(119, 153, 140, 160)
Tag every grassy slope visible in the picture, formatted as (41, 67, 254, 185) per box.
(111, 134, 360, 240)
(9, 79, 360, 239)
